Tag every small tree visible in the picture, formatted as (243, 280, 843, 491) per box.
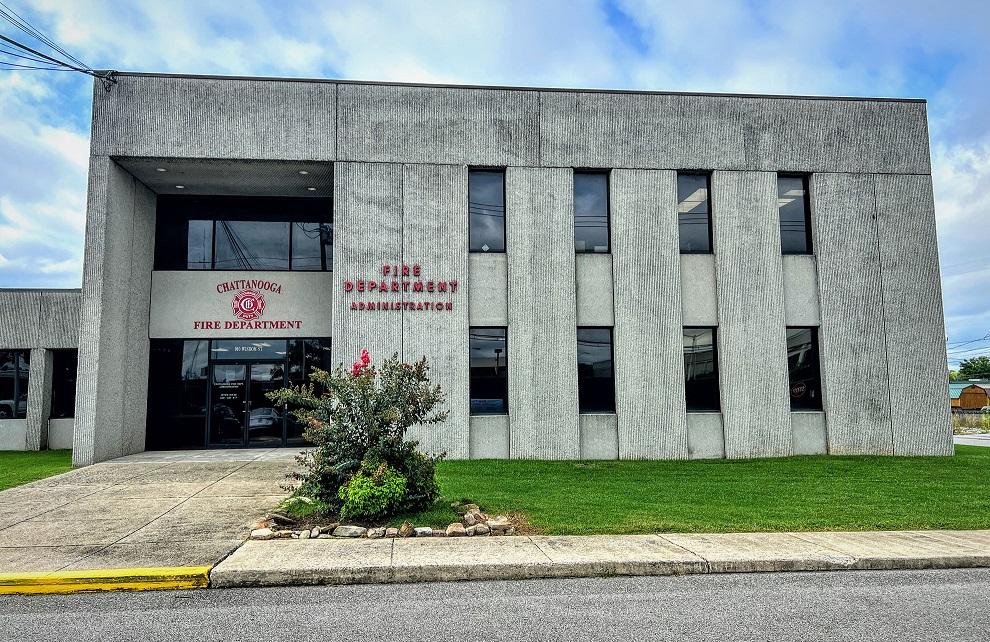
(268, 349, 447, 517)
(959, 356, 990, 380)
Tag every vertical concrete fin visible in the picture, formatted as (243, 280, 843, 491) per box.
(711, 170, 792, 458)
(24, 348, 53, 450)
(506, 167, 579, 459)
(612, 169, 689, 459)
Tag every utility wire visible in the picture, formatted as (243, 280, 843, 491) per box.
(0, 12, 115, 90)
(0, 1, 90, 69)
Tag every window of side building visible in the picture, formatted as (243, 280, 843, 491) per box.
(468, 169, 506, 253)
(677, 173, 712, 253)
(469, 327, 508, 414)
(786, 327, 823, 410)
(0, 350, 29, 419)
(777, 174, 813, 254)
(577, 327, 615, 412)
(50, 350, 78, 419)
(683, 328, 720, 411)
(574, 171, 610, 253)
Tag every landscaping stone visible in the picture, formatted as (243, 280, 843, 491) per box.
(270, 513, 295, 526)
(433, 530, 446, 537)
(367, 527, 386, 539)
(333, 525, 368, 538)
(414, 527, 433, 537)
(467, 523, 490, 536)
(317, 534, 332, 539)
(275, 530, 295, 539)
(398, 522, 414, 538)
(299, 529, 311, 539)
(463, 512, 477, 527)
(487, 516, 511, 533)
(250, 528, 275, 541)
(385, 528, 399, 538)
(446, 523, 466, 537)
(463, 504, 480, 512)
(310, 527, 321, 538)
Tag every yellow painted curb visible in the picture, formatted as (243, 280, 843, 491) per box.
(0, 566, 212, 595)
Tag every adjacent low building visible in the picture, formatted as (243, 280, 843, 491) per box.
(0, 73, 953, 466)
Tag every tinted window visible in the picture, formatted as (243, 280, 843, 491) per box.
(577, 327, 615, 412)
(146, 339, 209, 449)
(214, 221, 290, 270)
(677, 173, 712, 253)
(778, 175, 812, 254)
(291, 222, 333, 270)
(683, 328, 720, 411)
(187, 220, 213, 269)
(50, 350, 78, 419)
(574, 172, 609, 253)
(469, 170, 505, 253)
(0, 350, 29, 418)
(470, 327, 507, 414)
(787, 327, 823, 410)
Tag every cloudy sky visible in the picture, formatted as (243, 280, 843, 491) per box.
(0, 0, 987, 368)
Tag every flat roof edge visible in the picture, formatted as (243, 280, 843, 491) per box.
(99, 71, 927, 104)
(0, 288, 82, 293)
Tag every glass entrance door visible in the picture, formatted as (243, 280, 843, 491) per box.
(247, 362, 285, 447)
(209, 361, 286, 447)
(210, 364, 246, 446)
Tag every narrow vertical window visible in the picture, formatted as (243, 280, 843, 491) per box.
(786, 327, 823, 410)
(470, 327, 508, 414)
(187, 220, 213, 269)
(469, 170, 505, 253)
(50, 350, 78, 419)
(677, 173, 712, 253)
(0, 350, 29, 419)
(683, 328, 720, 411)
(574, 171, 610, 253)
(577, 327, 615, 412)
(778, 175, 812, 254)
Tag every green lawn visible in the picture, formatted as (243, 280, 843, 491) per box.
(0, 450, 73, 491)
(393, 445, 990, 534)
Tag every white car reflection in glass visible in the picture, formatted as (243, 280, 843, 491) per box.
(248, 407, 282, 431)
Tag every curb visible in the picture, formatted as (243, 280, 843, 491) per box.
(0, 566, 212, 595)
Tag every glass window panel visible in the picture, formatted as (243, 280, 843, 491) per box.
(470, 327, 508, 414)
(677, 174, 712, 253)
(787, 327, 823, 410)
(214, 221, 290, 270)
(469, 171, 505, 253)
(210, 340, 288, 361)
(187, 220, 213, 269)
(146, 340, 208, 450)
(574, 172, 610, 253)
(291, 222, 333, 270)
(778, 175, 812, 254)
(50, 350, 77, 419)
(577, 327, 615, 412)
(683, 328, 720, 411)
(0, 350, 29, 419)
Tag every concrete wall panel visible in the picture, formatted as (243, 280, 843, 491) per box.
(470, 415, 509, 459)
(506, 167, 579, 459)
(612, 169, 688, 459)
(781, 255, 821, 326)
(575, 254, 614, 326)
(580, 414, 619, 459)
(680, 254, 719, 326)
(25, 348, 53, 450)
(37, 291, 81, 349)
(0, 291, 80, 350)
(792, 411, 828, 455)
(48, 419, 74, 450)
(0, 419, 27, 451)
(812, 173, 893, 454)
(687, 413, 725, 459)
(875, 174, 952, 455)
(0, 290, 40, 348)
(91, 76, 336, 160)
(401, 164, 470, 458)
(339, 84, 539, 166)
(468, 254, 508, 326)
(712, 171, 792, 458)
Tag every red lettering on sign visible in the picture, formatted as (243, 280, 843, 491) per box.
(344, 281, 354, 292)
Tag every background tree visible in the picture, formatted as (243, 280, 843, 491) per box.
(958, 356, 990, 380)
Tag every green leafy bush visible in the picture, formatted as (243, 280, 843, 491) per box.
(268, 349, 447, 517)
(338, 461, 408, 521)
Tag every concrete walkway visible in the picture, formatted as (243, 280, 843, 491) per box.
(211, 530, 990, 588)
(0, 450, 299, 574)
(955, 434, 990, 447)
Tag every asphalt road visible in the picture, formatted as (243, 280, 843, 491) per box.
(3, 569, 989, 641)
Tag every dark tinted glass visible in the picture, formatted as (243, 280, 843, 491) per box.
(469, 171, 505, 252)
(470, 327, 508, 414)
(214, 221, 290, 270)
(778, 175, 812, 254)
(0, 350, 29, 418)
(683, 328, 720, 411)
(574, 172, 609, 253)
(146, 339, 209, 449)
(50, 350, 77, 419)
(187, 220, 213, 269)
(211, 339, 288, 360)
(291, 222, 333, 270)
(577, 328, 615, 412)
(677, 173, 712, 253)
(787, 327, 823, 410)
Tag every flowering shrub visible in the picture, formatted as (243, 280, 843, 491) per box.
(338, 461, 408, 521)
(267, 349, 447, 517)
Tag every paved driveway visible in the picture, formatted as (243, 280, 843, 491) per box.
(0, 449, 299, 573)
(955, 435, 990, 447)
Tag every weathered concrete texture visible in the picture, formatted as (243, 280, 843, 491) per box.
(680, 254, 719, 326)
(401, 164, 470, 458)
(874, 174, 953, 456)
(540, 91, 929, 174)
(116, 157, 334, 197)
(74, 158, 156, 466)
(612, 170, 688, 459)
(506, 168, 579, 459)
(812, 173, 893, 455)
(794, 531, 990, 569)
(468, 254, 508, 326)
(212, 539, 392, 587)
(666, 532, 858, 573)
(0, 419, 27, 450)
(531, 535, 707, 576)
(0, 290, 80, 349)
(711, 171, 791, 458)
(331, 163, 404, 365)
(24, 348, 53, 450)
(338, 84, 539, 166)
(791, 412, 828, 455)
(47, 418, 74, 450)
(686, 413, 725, 459)
(579, 414, 618, 459)
(469, 415, 510, 459)
(781, 255, 821, 326)
(574, 254, 614, 326)
(91, 75, 336, 160)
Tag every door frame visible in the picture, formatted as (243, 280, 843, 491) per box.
(206, 358, 289, 448)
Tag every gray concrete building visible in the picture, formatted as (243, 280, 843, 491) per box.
(0, 73, 953, 466)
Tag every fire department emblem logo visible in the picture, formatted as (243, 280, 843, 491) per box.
(231, 289, 266, 321)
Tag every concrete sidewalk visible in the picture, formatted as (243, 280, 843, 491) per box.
(210, 529, 990, 588)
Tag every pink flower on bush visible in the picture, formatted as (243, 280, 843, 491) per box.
(350, 348, 372, 376)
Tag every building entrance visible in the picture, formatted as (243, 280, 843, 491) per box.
(209, 361, 286, 447)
